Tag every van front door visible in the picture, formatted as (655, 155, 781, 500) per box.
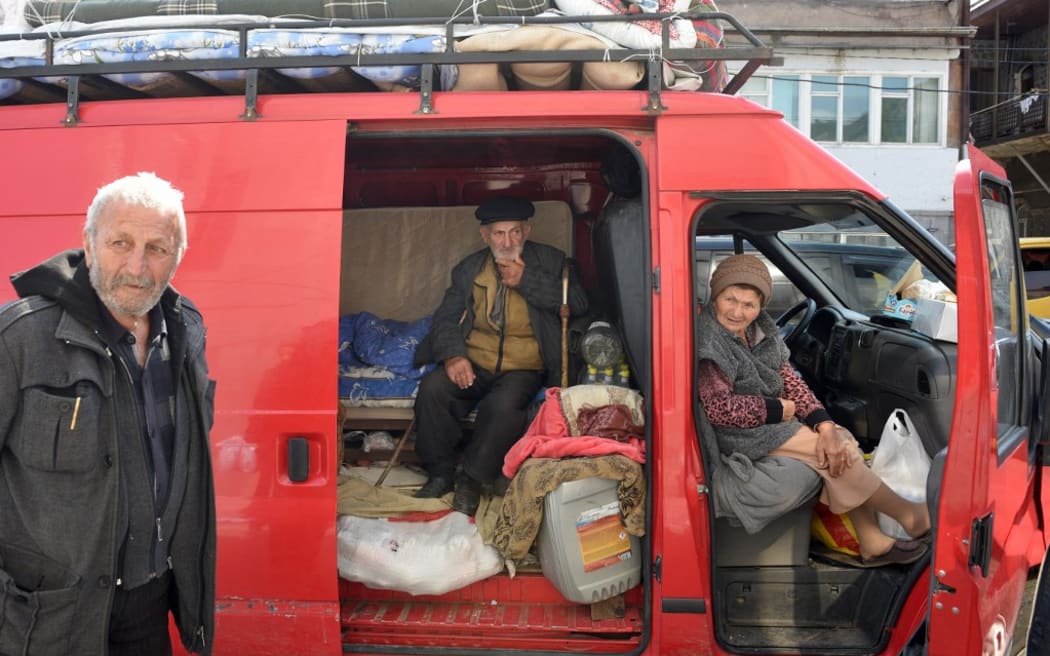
(928, 143, 1040, 654)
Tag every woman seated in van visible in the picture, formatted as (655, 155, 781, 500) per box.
(697, 254, 932, 567)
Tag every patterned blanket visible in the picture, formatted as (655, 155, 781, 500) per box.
(24, 0, 550, 26)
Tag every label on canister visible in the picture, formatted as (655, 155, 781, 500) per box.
(576, 501, 633, 572)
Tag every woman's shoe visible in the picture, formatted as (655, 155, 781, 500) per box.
(860, 539, 928, 567)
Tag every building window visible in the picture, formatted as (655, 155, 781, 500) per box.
(737, 72, 942, 145)
(740, 75, 801, 129)
(882, 76, 939, 144)
(772, 76, 801, 127)
(810, 75, 870, 142)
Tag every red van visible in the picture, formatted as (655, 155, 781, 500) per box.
(1, 9, 1047, 656)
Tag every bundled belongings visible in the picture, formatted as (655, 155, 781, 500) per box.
(337, 510, 504, 596)
(339, 311, 432, 407)
(503, 384, 646, 477)
(22, 0, 552, 26)
(492, 454, 645, 572)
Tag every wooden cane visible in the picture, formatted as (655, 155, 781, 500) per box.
(375, 417, 415, 487)
(561, 261, 570, 388)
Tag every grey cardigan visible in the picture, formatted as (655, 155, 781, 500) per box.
(696, 307, 801, 460)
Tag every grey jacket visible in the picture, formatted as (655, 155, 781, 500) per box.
(0, 250, 216, 655)
(696, 307, 800, 460)
(414, 241, 588, 387)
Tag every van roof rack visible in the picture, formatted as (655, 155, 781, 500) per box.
(0, 10, 775, 120)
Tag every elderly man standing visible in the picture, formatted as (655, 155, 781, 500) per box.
(412, 197, 588, 515)
(0, 173, 216, 655)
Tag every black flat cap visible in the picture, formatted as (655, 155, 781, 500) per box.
(475, 197, 535, 224)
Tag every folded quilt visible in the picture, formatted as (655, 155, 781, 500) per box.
(491, 454, 645, 564)
(25, 0, 550, 27)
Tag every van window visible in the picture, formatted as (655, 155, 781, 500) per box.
(776, 211, 940, 317)
(982, 180, 1025, 433)
(696, 211, 939, 320)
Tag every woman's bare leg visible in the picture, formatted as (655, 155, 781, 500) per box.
(847, 505, 896, 560)
(864, 482, 931, 538)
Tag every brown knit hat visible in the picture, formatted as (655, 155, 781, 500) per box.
(710, 254, 773, 307)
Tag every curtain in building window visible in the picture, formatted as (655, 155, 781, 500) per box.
(912, 77, 939, 143)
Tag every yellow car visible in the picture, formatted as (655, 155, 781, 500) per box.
(1021, 237, 1050, 319)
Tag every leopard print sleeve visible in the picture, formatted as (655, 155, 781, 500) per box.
(779, 363, 831, 427)
(698, 359, 773, 428)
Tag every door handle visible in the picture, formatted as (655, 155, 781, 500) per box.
(968, 513, 993, 577)
(287, 436, 310, 483)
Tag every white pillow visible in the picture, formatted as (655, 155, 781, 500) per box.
(553, 0, 697, 50)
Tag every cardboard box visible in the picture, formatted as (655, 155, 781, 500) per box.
(882, 292, 918, 322)
(912, 298, 958, 342)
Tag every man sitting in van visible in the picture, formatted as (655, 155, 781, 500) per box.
(412, 197, 588, 515)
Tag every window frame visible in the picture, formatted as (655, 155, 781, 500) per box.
(735, 72, 945, 146)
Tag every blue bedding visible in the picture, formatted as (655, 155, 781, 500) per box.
(0, 17, 460, 101)
(339, 312, 433, 405)
(0, 40, 44, 100)
(248, 29, 458, 90)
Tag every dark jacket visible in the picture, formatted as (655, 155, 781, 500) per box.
(415, 241, 588, 387)
(0, 250, 216, 656)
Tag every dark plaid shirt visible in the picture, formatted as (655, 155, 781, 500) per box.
(99, 302, 176, 515)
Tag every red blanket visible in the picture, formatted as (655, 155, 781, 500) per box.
(502, 387, 646, 478)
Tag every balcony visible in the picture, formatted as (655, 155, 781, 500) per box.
(971, 90, 1048, 146)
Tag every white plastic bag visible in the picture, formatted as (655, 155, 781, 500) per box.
(337, 512, 504, 595)
(869, 409, 931, 540)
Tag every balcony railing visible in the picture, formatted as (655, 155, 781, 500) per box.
(971, 89, 1048, 143)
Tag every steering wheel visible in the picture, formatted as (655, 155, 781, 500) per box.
(776, 298, 817, 345)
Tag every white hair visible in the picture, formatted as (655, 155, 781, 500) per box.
(84, 172, 188, 262)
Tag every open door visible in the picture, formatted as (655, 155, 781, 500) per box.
(927, 144, 1041, 654)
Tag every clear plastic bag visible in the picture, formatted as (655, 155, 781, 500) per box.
(869, 409, 931, 540)
(337, 512, 504, 595)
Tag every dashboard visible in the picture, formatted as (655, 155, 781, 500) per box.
(787, 306, 956, 456)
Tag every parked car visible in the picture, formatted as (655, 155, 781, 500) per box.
(696, 236, 912, 318)
(1021, 236, 1050, 319)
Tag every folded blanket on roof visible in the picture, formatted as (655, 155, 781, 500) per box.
(24, 0, 550, 27)
(491, 454, 645, 566)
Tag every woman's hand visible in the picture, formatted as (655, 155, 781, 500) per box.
(815, 423, 856, 477)
(780, 398, 796, 422)
(444, 356, 475, 390)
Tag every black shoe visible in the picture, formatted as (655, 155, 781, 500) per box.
(452, 475, 483, 516)
(414, 475, 453, 498)
(488, 475, 511, 497)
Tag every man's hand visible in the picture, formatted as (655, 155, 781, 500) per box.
(496, 255, 525, 288)
(445, 356, 475, 390)
(780, 398, 796, 422)
(815, 423, 856, 478)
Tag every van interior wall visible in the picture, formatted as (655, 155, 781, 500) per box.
(339, 201, 574, 321)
